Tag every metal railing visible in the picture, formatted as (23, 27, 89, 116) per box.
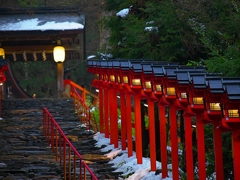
(42, 107, 98, 180)
(64, 80, 99, 132)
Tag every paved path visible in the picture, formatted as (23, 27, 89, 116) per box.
(0, 98, 121, 180)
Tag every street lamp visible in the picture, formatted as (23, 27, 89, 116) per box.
(53, 43, 65, 97)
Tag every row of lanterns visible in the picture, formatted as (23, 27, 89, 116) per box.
(88, 59, 240, 180)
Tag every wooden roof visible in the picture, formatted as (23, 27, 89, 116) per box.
(0, 7, 85, 61)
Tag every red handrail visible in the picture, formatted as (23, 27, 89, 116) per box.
(42, 107, 98, 180)
(64, 80, 99, 132)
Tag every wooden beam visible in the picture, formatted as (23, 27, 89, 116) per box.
(4, 45, 80, 54)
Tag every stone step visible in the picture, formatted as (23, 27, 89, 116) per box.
(1, 98, 123, 179)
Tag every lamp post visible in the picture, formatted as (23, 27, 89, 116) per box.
(183, 73, 207, 180)
(119, 60, 134, 157)
(203, 77, 225, 180)
(53, 45, 65, 98)
(142, 62, 158, 171)
(221, 79, 240, 180)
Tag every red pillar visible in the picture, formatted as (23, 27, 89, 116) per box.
(134, 93, 142, 164)
(112, 90, 119, 148)
(148, 99, 156, 171)
(99, 87, 104, 133)
(159, 106, 168, 178)
(184, 116, 194, 180)
(104, 88, 109, 138)
(196, 115, 206, 180)
(126, 93, 133, 157)
(232, 130, 240, 180)
(120, 92, 127, 150)
(169, 105, 179, 180)
(109, 88, 113, 144)
(213, 121, 224, 180)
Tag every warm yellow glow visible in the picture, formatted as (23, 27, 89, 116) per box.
(105, 75, 108, 81)
(228, 109, 239, 117)
(110, 75, 115, 82)
(123, 76, 128, 84)
(156, 85, 162, 92)
(101, 75, 104, 80)
(167, 87, 175, 95)
(145, 81, 151, 89)
(53, 46, 65, 62)
(0, 48, 5, 59)
(181, 93, 187, 98)
(210, 103, 221, 110)
(117, 76, 120, 83)
(95, 74, 99, 80)
(193, 97, 203, 104)
(132, 79, 141, 86)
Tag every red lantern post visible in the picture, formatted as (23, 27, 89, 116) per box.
(129, 61, 147, 164)
(119, 60, 134, 157)
(142, 62, 158, 171)
(221, 81, 240, 180)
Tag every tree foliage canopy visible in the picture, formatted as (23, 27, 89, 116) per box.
(102, 0, 240, 76)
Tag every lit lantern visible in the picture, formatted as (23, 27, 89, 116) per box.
(53, 46, 65, 63)
(0, 48, 5, 59)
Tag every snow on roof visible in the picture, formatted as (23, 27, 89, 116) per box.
(0, 13, 85, 31)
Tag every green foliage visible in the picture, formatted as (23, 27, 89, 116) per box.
(103, 0, 205, 63)
(91, 107, 100, 128)
(17, 0, 39, 7)
(10, 61, 57, 98)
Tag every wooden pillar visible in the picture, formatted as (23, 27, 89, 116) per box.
(159, 106, 167, 178)
(99, 87, 104, 133)
(213, 121, 224, 180)
(232, 130, 240, 180)
(184, 116, 194, 180)
(169, 105, 179, 180)
(109, 88, 113, 144)
(196, 115, 206, 180)
(126, 93, 133, 157)
(104, 88, 109, 138)
(134, 93, 142, 164)
(57, 62, 64, 97)
(120, 92, 127, 150)
(112, 90, 118, 148)
(148, 99, 156, 171)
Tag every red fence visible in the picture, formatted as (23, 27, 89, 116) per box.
(88, 59, 240, 180)
(42, 107, 98, 180)
(64, 80, 99, 132)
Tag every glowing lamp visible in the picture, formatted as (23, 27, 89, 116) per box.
(0, 48, 5, 59)
(193, 97, 204, 105)
(166, 87, 176, 96)
(144, 81, 152, 89)
(122, 76, 129, 84)
(53, 46, 65, 63)
(132, 79, 141, 86)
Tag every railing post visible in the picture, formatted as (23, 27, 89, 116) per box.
(126, 93, 133, 157)
(134, 93, 142, 164)
(196, 115, 206, 180)
(159, 106, 167, 178)
(148, 99, 156, 171)
(63, 138, 66, 179)
(120, 92, 127, 150)
(51, 118, 54, 152)
(99, 87, 104, 133)
(104, 88, 109, 138)
(170, 105, 179, 180)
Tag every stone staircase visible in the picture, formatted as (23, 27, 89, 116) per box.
(0, 98, 122, 180)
